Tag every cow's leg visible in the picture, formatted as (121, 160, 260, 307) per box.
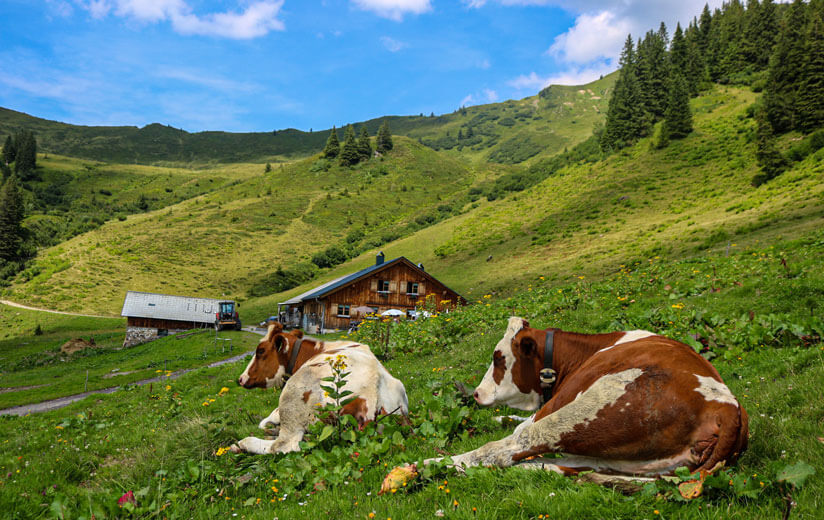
(494, 415, 530, 426)
(259, 408, 280, 432)
(232, 436, 276, 455)
(427, 369, 647, 471)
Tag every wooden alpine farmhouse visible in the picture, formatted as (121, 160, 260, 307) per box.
(120, 291, 236, 347)
(278, 252, 464, 332)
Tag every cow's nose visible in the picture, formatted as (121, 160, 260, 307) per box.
(473, 390, 480, 401)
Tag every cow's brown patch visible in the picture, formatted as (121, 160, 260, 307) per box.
(492, 351, 505, 384)
(302, 390, 313, 403)
(340, 397, 370, 427)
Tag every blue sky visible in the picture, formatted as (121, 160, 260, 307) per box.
(0, 1, 722, 132)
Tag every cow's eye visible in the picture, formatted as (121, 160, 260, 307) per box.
(493, 352, 505, 367)
(256, 348, 265, 357)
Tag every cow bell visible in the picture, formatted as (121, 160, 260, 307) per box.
(539, 368, 557, 387)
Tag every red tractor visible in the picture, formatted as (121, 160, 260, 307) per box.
(215, 301, 242, 331)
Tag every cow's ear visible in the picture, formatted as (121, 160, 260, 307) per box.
(292, 329, 305, 339)
(271, 322, 283, 334)
(274, 334, 289, 353)
(522, 319, 530, 329)
(518, 336, 537, 357)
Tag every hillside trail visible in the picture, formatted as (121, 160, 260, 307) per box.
(0, 299, 114, 319)
(0, 327, 266, 417)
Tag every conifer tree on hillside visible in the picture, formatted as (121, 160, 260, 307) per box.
(601, 35, 648, 151)
(698, 4, 713, 57)
(2, 135, 14, 165)
(684, 23, 704, 94)
(670, 24, 688, 76)
(376, 120, 393, 153)
(13, 130, 37, 179)
(0, 175, 25, 262)
(339, 125, 360, 166)
(323, 126, 340, 159)
(663, 73, 694, 139)
(357, 126, 372, 160)
(763, 0, 808, 133)
(796, 10, 824, 131)
(717, 0, 747, 78)
(742, 0, 778, 69)
(753, 110, 788, 185)
(636, 29, 669, 120)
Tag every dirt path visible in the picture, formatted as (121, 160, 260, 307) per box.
(0, 327, 266, 417)
(0, 299, 114, 319)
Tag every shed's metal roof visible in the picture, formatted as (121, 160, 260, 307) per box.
(121, 291, 231, 323)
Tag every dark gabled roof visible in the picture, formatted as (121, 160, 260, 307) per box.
(280, 257, 463, 305)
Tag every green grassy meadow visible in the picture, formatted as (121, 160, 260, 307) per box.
(0, 234, 822, 519)
(0, 304, 259, 409)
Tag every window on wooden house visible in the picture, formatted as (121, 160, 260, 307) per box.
(377, 280, 390, 293)
(406, 282, 419, 295)
(337, 304, 351, 317)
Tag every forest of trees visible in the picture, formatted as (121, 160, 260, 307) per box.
(602, 0, 824, 184)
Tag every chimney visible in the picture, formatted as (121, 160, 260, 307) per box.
(376, 251, 385, 266)
(417, 263, 424, 271)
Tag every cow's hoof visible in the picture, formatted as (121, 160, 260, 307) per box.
(230, 444, 242, 454)
(263, 427, 280, 436)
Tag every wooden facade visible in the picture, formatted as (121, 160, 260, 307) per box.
(279, 256, 464, 332)
(126, 316, 207, 331)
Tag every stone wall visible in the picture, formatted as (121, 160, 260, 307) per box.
(123, 326, 158, 348)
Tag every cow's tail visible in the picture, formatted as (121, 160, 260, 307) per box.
(700, 402, 749, 473)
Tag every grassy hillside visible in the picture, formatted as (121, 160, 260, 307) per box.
(3, 138, 498, 314)
(253, 85, 822, 317)
(0, 233, 821, 518)
(0, 74, 613, 166)
(7, 85, 822, 322)
(19, 154, 257, 249)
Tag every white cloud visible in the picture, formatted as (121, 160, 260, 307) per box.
(460, 93, 475, 106)
(46, 0, 75, 18)
(508, 62, 614, 89)
(462, 0, 487, 7)
(74, 0, 286, 38)
(155, 67, 260, 93)
(459, 88, 499, 107)
(548, 11, 630, 64)
(380, 36, 407, 52)
(351, 0, 431, 21)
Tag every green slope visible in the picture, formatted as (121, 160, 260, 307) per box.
(2, 138, 497, 313)
(246, 85, 823, 319)
(0, 74, 614, 166)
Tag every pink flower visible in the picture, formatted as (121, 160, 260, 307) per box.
(118, 490, 136, 506)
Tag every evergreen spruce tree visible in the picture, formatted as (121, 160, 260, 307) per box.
(13, 130, 36, 179)
(264, 162, 272, 173)
(663, 73, 694, 139)
(698, 4, 713, 57)
(0, 175, 25, 262)
(339, 125, 360, 166)
(357, 126, 372, 160)
(0, 163, 10, 182)
(602, 35, 649, 151)
(753, 110, 788, 185)
(323, 126, 340, 159)
(764, 0, 808, 132)
(718, 0, 747, 78)
(796, 10, 824, 131)
(2, 135, 14, 165)
(376, 120, 394, 153)
(637, 31, 663, 120)
(684, 23, 704, 94)
(670, 24, 689, 75)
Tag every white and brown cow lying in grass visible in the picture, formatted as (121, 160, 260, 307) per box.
(389, 317, 748, 484)
(232, 323, 408, 455)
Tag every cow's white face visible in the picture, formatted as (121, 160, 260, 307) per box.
(237, 323, 290, 389)
(473, 317, 542, 411)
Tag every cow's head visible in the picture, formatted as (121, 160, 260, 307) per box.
(473, 317, 544, 411)
(237, 323, 304, 389)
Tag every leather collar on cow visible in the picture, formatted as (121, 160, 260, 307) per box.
(285, 337, 304, 378)
(540, 330, 557, 403)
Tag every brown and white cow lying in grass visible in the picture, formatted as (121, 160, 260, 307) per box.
(232, 323, 408, 455)
(388, 317, 748, 485)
